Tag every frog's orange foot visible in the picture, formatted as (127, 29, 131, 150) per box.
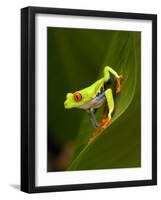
(116, 86, 121, 94)
(116, 75, 123, 94)
(100, 117, 111, 129)
(88, 117, 111, 144)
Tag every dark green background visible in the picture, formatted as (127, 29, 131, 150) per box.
(47, 27, 141, 171)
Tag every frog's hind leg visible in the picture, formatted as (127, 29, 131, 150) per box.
(101, 88, 114, 129)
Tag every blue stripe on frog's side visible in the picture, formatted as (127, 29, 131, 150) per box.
(96, 92, 105, 101)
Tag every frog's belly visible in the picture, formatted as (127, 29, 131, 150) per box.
(78, 96, 106, 110)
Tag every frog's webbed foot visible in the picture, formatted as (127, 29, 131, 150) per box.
(100, 116, 111, 129)
(87, 116, 112, 144)
(116, 75, 123, 94)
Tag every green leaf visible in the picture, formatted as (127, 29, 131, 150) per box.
(48, 28, 141, 171)
(68, 31, 141, 170)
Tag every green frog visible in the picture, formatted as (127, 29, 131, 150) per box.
(64, 66, 123, 131)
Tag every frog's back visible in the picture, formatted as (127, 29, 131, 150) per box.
(87, 78, 104, 96)
(90, 78, 104, 89)
(78, 78, 104, 100)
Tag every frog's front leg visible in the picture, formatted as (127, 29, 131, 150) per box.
(104, 66, 123, 94)
(101, 88, 114, 128)
(86, 108, 99, 128)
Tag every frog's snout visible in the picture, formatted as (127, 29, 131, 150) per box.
(64, 99, 70, 109)
(66, 93, 73, 99)
(64, 100, 68, 109)
(64, 93, 73, 109)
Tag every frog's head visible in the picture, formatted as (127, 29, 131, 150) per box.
(64, 91, 89, 109)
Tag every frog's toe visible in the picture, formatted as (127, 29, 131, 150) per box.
(119, 74, 123, 81)
(100, 117, 111, 129)
(116, 86, 121, 94)
(116, 74, 123, 94)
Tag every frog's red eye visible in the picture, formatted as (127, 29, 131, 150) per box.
(73, 92, 82, 102)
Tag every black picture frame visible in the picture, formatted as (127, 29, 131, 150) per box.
(21, 6, 157, 193)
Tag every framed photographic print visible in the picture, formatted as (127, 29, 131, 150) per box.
(21, 6, 157, 193)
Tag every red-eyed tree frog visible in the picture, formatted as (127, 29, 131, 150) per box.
(64, 66, 123, 131)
